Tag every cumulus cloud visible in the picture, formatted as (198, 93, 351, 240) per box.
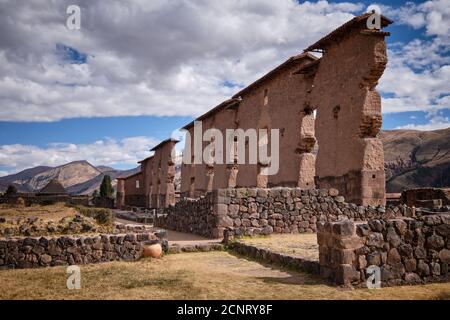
(0, 136, 159, 174)
(379, 0, 450, 116)
(396, 113, 450, 131)
(0, 0, 365, 122)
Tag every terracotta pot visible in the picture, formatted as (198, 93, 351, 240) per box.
(143, 243, 162, 258)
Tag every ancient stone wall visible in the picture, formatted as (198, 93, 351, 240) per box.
(317, 214, 449, 286)
(401, 188, 450, 209)
(0, 231, 167, 270)
(150, 139, 178, 209)
(155, 187, 411, 239)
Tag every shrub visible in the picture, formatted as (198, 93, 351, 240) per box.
(15, 197, 25, 207)
(72, 205, 114, 225)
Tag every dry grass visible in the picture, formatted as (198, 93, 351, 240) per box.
(0, 251, 449, 300)
(0, 203, 114, 236)
(0, 203, 77, 220)
(241, 234, 319, 261)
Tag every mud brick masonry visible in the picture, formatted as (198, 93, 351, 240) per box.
(119, 13, 392, 209)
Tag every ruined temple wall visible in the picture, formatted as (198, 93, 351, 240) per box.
(193, 115, 216, 194)
(211, 107, 239, 190)
(311, 28, 387, 206)
(140, 157, 154, 208)
(116, 179, 125, 209)
(180, 127, 195, 196)
(123, 171, 145, 207)
(150, 141, 177, 208)
(232, 57, 317, 189)
(180, 57, 317, 198)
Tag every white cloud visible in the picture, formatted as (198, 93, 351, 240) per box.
(396, 113, 450, 131)
(378, 0, 450, 114)
(0, 0, 365, 122)
(0, 136, 159, 174)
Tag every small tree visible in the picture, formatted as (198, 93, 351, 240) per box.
(92, 189, 99, 198)
(99, 175, 114, 199)
(5, 185, 18, 196)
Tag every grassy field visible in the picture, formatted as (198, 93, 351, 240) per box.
(0, 203, 114, 236)
(0, 203, 78, 220)
(241, 234, 319, 261)
(0, 251, 449, 300)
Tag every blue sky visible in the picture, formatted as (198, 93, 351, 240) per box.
(0, 0, 448, 175)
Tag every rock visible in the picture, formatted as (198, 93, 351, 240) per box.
(329, 188, 339, 196)
(438, 249, 450, 263)
(398, 244, 413, 259)
(356, 224, 370, 236)
(386, 227, 401, 248)
(40, 254, 52, 265)
(417, 260, 430, 276)
(334, 196, 345, 203)
(368, 219, 384, 232)
(366, 233, 384, 248)
(422, 215, 442, 226)
(430, 262, 441, 276)
(332, 220, 354, 236)
(367, 252, 381, 266)
(414, 247, 427, 259)
(404, 258, 417, 272)
(404, 272, 421, 284)
(387, 248, 401, 265)
(427, 234, 445, 250)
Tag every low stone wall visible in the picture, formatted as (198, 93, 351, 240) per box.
(401, 188, 450, 209)
(156, 187, 410, 239)
(0, 231, 167, 270)
(124, 194, 146, 208)
(228, 241, 320, 275)
(155, 193, 219, 238)
(0, 195, 89, 206)
(317, 213, 450, 286)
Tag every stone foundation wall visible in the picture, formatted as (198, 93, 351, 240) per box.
(124, 194, 146, 208)
(0, 231, 167, 270)
(155, 187, 411, 239)
(317, 214, 450, 286)
(155, 193, 219, 238)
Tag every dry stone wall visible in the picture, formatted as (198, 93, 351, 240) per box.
(155, 187, 411, 239)
(0, 231, 167, 270)
(317, 214, 450, 286)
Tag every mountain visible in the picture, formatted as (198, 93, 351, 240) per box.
(0, 161, 140, 196)
(381, 127, 450, 192)
(67, 167, 141, 195)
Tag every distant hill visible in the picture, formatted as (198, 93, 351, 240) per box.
(67, 167, 140, 195)
(381, 127, 450, 192)
(0, 161, 140, 196)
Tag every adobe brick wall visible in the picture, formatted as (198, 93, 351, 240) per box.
(317, 214, 449, 287)
(155, 187, 411, 239)
(0, 231, 167, 270)
(311, 24, 388, 206)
